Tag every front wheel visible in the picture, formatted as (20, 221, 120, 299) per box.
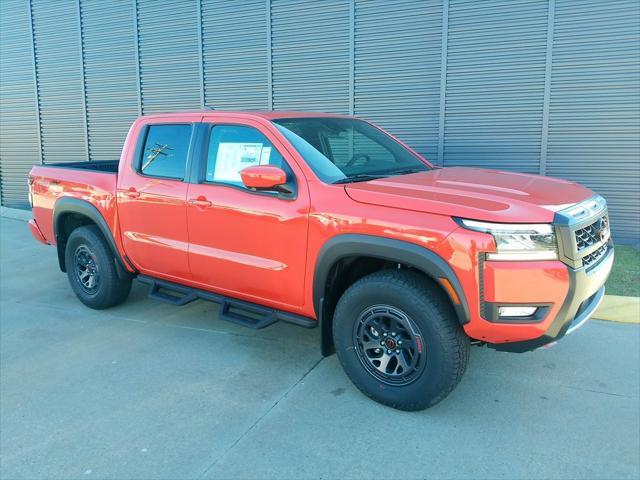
(65, 225, 132, 309)
(333, 270, 470, 411)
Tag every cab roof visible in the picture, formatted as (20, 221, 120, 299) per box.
(140, 110, 355, 121)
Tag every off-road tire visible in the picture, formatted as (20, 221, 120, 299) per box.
(333, 270, 470, 411)
(65, 225, 132, 309)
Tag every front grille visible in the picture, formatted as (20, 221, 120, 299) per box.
(582, 243, 608, 269)
(556, 196, 611, 270)
(574, 215, 608, 251)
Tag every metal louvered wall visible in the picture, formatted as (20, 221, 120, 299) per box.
(443, 0, 549, 172)
(354, 0, 443, 160)
(0, 0, 41, 206)
(81, 0, 139, 161)
(201, 0, 269, 110)
(271, 0, 351, 113)
(30, 0, 87, 164)
(546, 0, 640, 245)
(0, 0, 638, 243)
(136, 0, 202, 113)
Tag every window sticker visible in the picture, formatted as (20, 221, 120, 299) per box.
(211, 142, 263, 182)
(259, 146, 272, 165)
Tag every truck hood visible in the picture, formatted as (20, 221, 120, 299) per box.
(344, 167, 594, 223)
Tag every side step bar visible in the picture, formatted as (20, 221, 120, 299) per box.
(137, 275, 316, 330)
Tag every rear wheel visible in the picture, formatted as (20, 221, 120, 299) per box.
(65, 225, 132, 309)
(333, 270, 470, 411)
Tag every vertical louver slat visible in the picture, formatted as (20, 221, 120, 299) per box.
(31, 0, 87, 164)
(136, 0, 202, 113)
(443, 0, 549, 172)
(547, 0, 640, 244)
(0, 0, 41, 208)
(271, 0, 350, 113)
(201, 0, 269, 110)
(354, 0, 442, 160)
(81, 0, 139, 161)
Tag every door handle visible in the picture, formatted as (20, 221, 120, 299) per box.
(126, 187, 140, 198)
(188, 196, 212, 208)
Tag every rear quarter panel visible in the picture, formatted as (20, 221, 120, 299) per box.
(29, 165, 118, 245)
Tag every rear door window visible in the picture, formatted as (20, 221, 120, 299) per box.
(140, 124, 192, 180)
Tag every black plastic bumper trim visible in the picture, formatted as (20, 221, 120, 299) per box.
(482, 303, 551, 324)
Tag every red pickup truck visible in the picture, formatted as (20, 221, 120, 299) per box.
(28, 111, 614, 410)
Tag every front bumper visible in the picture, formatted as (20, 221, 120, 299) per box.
(488, 244, 613, 352)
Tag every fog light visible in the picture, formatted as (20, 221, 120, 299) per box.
(498, 306, 537, 317)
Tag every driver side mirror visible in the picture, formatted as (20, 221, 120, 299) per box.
(240, 165, 291, 195)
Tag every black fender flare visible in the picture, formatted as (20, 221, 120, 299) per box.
(53, 197, 131, 278)
(313, 234, 470, 355)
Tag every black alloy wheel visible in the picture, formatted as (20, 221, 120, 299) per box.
(65, 225, 132, 309)
(73, 244, 100, 294)
(353, 305, 425, 386)
(333, 270, 470, 411)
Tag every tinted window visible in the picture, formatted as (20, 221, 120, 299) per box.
(206, 125, 294, 190)
(273, 118, 429, 183)
(326, 128, 393, 169)
(140, 124, 192, 179)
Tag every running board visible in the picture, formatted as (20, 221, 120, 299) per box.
(136, 275, 316, 330)
(148, 281, 198, 306)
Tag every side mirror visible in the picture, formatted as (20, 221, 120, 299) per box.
(240, 165, 291, 194)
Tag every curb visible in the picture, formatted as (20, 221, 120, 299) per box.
(593, 295, 640, 324)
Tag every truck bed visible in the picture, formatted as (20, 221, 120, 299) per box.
(44, 160, 119, 173)
(29, 161, 120, 246)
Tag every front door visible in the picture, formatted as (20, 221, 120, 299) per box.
(117, 119, 197, 280)
(186, 120, 310, 310)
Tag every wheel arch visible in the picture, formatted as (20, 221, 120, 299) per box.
(313, 234, 470, 356)
(53, 197, 131, 279)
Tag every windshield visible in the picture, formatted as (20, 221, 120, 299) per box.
(273, 117, 430, 183)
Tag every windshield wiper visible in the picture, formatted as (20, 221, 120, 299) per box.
(388, 167, 425, 176)
(333, 167, 426, 184)
(332, 174, 389, 184)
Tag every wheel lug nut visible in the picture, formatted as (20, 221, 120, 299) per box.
(383, 332, 387, 336)
(391, 332, 396, 336)
(398, 340, 402, 345)
(387, 350, 392, 354)
(395, 349, 400, 354)
(380, 341, 385, 346)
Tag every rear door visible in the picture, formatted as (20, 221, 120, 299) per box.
(117, 117, 199, 280)
(185, 118, 310, 310)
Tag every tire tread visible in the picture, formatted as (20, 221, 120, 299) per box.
(333, 269, 470, 410)
(65, 225, 132, 309)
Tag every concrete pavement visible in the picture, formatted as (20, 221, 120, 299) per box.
(1, 216, 639, 479)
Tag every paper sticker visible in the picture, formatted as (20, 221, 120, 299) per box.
(259, 146, 272, 165)
(211, 142, 263, 182)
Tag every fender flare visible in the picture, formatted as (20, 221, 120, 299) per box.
(53, 197, 130, 278)
(313, 234, 470, 355)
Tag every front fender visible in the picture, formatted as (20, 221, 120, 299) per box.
(313, 234, 470, 324)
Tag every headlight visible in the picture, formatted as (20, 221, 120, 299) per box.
(457, 219, 558, 261)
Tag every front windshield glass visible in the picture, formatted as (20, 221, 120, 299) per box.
(273, 117, 430, 183)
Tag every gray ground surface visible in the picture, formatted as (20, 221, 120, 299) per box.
(1, 216, 639, 480)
